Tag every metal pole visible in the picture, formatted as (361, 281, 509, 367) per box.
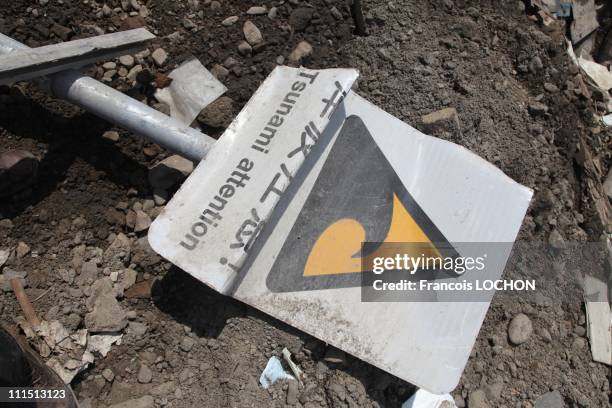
(0, 33, 214, 162)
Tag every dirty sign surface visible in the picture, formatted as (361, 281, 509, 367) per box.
(149, 68, 532, 392)
(149, 67, 358, 293)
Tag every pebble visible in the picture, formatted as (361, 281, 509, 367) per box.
(468, 390, 489, 408)
(247, 6, 267, 15)
(548, 229, 566, 250)
(148, 155, 194, 190)
(237, 41, 252, 56)
(102, 61, 117, 70)
(288, 41, 313, 64)
(16, 242, 30, 258)
(137, 364, 152, 383)
(102, 131, 120, 142)
(127, 65, 143, 81)
(268, 7, 278, 19)
(286, 381, 299, 404)
(134, 210, 151, 232)
(119, 55, 134, 68)
(528, 102, 549, 116)
(243, 20, 263, 45)
(102, 368, 115, 382)
(508, 313, 533, 345)
(151, 48, 168, 67)
(210, 64, 229, 81)
(180, 336, 195, 352)
(197, 96, 234, 128)
(222, 16, 239, 26)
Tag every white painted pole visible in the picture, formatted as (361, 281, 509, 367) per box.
(0, 33, 213, 162)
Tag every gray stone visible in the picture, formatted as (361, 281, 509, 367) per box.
(534, 390, 564, 408)
(180, 336, 195, 352)
(102, 368, 115, 382)
(287, 380, 299, 404)
(151, 48, 168, 67)
(102, 130, 120, 142)
(119, 55, 135, 68)
(137, 364, 153, 384)
(237, 41, 252, 56)
(247, 6, 267, 15)
(85, 279, 127, 332)
(288, 41, 313, 64)
(508, 313, 533, 345)
(548, 229, 566, 250)
(243, 20, 263, 45)
(134, 210, 151, 232)
(468, 389, 489, 408)
(603, 168, 612, 201)
(0, 248, 9, 268)
(222, 16, 239, 26)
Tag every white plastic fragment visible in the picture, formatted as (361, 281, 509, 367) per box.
(154, 58, 227, 126)
(402, 389, 456, 408)
(259, 356, 295, 388)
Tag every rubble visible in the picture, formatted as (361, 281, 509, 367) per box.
(508, 313, 533, 345)
(148, 155, 194, 190)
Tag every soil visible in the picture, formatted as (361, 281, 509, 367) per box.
(0, 1, 610, 408)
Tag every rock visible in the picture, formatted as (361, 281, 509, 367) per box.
(288, 41, 313, 64)
(534, 390, 564, 408)
(247, 6, 267, 15)
(127, 65, 143, 81)
(468, 390, 489, 408)
(108, 395, 154, 408)
(102, 130, 120, 142)
(180, 336, 195, 352)
(210, 1, 221, 10)
(287, 381, 299, 404)
(134, 211, 151, 232)
(290, 8, 313, 31)
(197, 96, 234, 128)
(77, 261, 99, 286)
(484, 380, 504, 401)
(119, 55, 134, 68)
(152, 189, 168, 206)
(548, 229, 566, 250)
(120, 268, 138, 290)
(268, 7, 278, 19)
(210, 64, 229, 81)
(543, 82, 559, 93)
(420, 107, 462, 139)
(508, 313, 533, 345)
(128, 321, 148, 337)
(148, 155, 194, 190)
(85, 285, 127, 333)
(15, 242, 30, 258)
(51, 23, 72, 40)
(330, 6, 343, 20)
(237, 41, 252, 56)
(102, 4, 112, 16)
(137, 364, 152, 383)
(323, 347, 346, 364)
(103, 61, 117, 70)
(0, 248, 9, 268)
(603, 168, 612, 201)
(151, 48, 168, 67)
(529, 56, 543, 73)
(102, 368, 115, 382)
(183, 18, 196, 29)
(222, 15, 239, 26)
(528, 102, 548, 116)
(243, 20, 263, 45)
(1, 268, 26, 292)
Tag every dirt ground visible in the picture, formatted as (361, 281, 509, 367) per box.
(0, 0, 611, 407)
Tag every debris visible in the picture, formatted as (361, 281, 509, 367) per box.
(282, 347, 304, 384)
(10, 276, 41, 329)
(0, 28, 154, 85)
(15, 241, 30, 258)
(534, 390, 564, 408)
(125, 280, 153, 299)
(134, 210, 151, 232)
(87, 332, 123, 357)
(508, 313, 533, 345)
(102, 130, 120, 142)
(259, 356, 295, 388)
(583, 274, 611, 365)
(148, 155, 194, 190)
(243, 20, 263, 45)
(137, 364, 153, 383)
(237, 41, 253, 56)
(402, 389, 456, 408)
(155, 58, 227, 126)
(84, 279, 127, 333)
(570, 0, 598, 44)
(0, 248, 8, 268)
(288, 41, 313, 64)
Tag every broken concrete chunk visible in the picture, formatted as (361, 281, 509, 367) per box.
(85, 279, 127, 333)
(148, 155, 194, 190)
